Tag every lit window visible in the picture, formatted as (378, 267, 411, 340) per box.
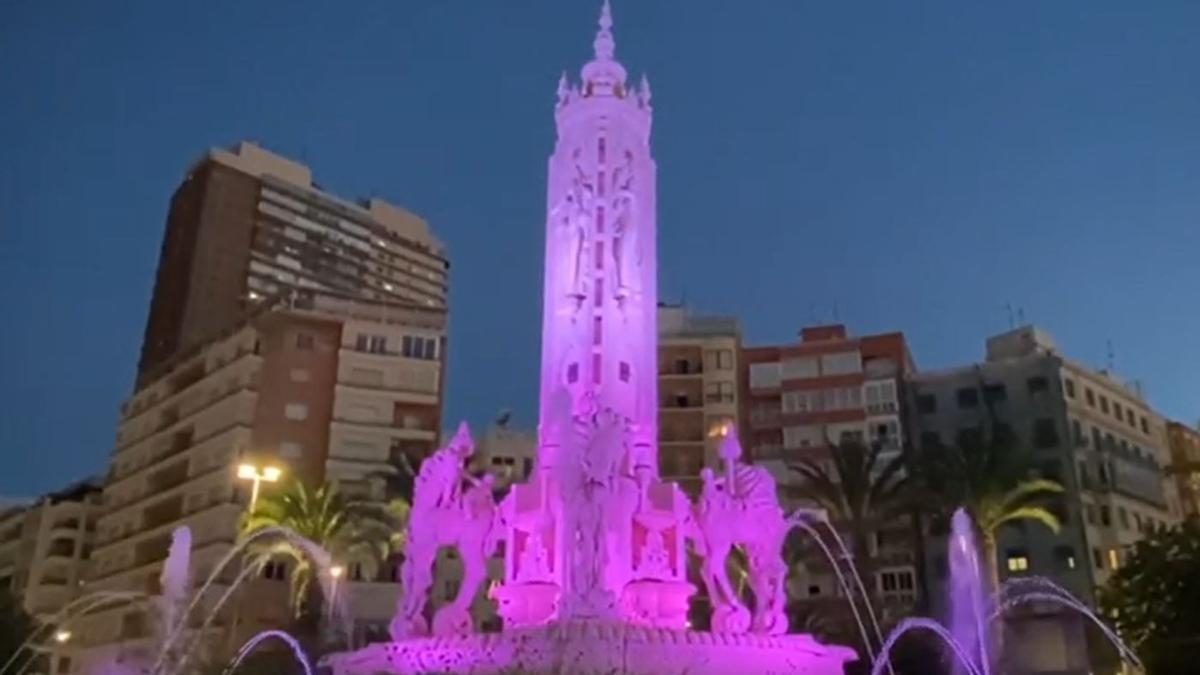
(1006, 554, 1029, 572)
(1108, 549, 1120, 570)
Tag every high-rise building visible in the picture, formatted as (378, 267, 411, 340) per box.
(906, 325, 1180, 673)
(137, 141, 448, 384)
(73, 145, 449, 673)
(1165, 420, 1200, 520)
(656, 303, 741, 491)
(741, 324, 919, 616)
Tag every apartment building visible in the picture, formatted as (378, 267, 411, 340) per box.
(741, 324, 919, 617)
(907, 326, 1179, 674)
(0, 481, 102, 675)
(1166, 421, 1200, 520)
(71, 142, 450, 673)
(656, 304, 741, 491)
(138, 141, 448, 383)
(0, 480, 102, 618)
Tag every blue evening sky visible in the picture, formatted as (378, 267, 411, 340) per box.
(1, 1, 1198, 495)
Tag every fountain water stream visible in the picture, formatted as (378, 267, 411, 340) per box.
(221, 629, 314, 675)
(870, 508, 1143, 675)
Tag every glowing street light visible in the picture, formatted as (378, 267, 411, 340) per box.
(237, 463, 282, 511)
(53, 630, 71, 644)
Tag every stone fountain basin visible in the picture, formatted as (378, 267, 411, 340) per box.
(322, 620, 856, 675)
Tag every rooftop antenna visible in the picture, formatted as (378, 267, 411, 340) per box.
(1016, 307, 1026, 325)
(1004, 303, 1015, 329)
(1106, 339, 1115, 372)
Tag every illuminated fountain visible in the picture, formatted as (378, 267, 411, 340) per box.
(322, 3, 854, 673)
(870, 509, 1142, 675)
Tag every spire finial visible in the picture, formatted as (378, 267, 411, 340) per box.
(594, 0, 615, 60)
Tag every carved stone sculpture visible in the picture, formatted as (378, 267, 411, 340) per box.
(687, 429, 789, 635)
(392, 423, 502, 640)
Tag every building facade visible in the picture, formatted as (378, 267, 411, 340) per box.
(1165, 420, 1200, 520)
(906, 326, 1179, 674)
(138, 141, 448, 384)
(0, 481, 102, 675)
(741, 324, 919, 617)
(72, 145, 449, 673)
(656, 303, 741, 491)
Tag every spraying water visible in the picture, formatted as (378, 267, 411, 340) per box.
(947, 509, 991, 675)
(222, 629, 314, 675)
(154, 527, 192, 673)
(870, 617, 984, 675)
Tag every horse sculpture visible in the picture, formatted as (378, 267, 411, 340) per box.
(686, 429, 789, 635)
(390, 423, 504, 639)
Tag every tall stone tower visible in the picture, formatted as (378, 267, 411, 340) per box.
(537, 0, 658, 475)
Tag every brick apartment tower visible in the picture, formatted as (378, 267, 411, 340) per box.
(73, 143, 450, 672)
(741, 324, 921, 617)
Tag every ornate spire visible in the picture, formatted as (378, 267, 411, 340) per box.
(580, 0, 626, 94)
(594, 0, 615, 61)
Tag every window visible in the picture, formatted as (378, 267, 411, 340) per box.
(1084, 503, 1097, 525)
(1064, 378, 1076, 399)
(718, 350, 733, 370)
(821, 352, 862, 375)
(350, 562, 365, 581)
(1126, 409, 1136, 427)
(1113, 401, 1123, 421)
(957, 426, 983, 449)
(280, 442, 302, 459)
(993, 422, 1016, 446)
(1118, 507, 1129, 529)
(56, 657, 71, 674)
(1099, 395, 1109, 414)
(284, 403, 309, 421)
(289, 368, 310, 383)
(295, 333, 314, 350)
(1140, 416, 1149, 434)
(1108, 548, 1120, 570)
(956, 388, 979, 409)
(983, 383, 1007, 404)
(263, 560, 289, 580)
(1033, 418, 1059, 448)
(1054, 545, 1076, 570)
(1092, 547, 1103, 569)
(1085, 388, 1095, 407)
(1027, 376, 1049, 394)
(749, 362, 781, 389)
(357, 334, 387, 354)
(1098, 462, 1109, 485)
(917, 394, 937, 414)
(1072, 419, 1084, 446)
(1005, 551, 1029, 573)
(1100, 505, 1111, 527)
(1092, 427, 1102, 449)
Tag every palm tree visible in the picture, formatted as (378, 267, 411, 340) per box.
(787, 438, 910, 563)
(239, 481, 408, 621)
(911, 424, 1063, 591)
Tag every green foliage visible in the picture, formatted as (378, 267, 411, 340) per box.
(1100, 520, 1200, 675)
(911, 424, 1062, 587)
(239, 480, 408, 617)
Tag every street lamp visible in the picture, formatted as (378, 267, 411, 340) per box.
(237, 463, 282, 512)
(327, 565, 346, 624)
(53, 630, 71, 644)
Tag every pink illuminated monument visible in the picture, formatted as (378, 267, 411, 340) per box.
(325, 4, 856, 673)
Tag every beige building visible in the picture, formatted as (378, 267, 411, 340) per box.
(656, 304, 741, 493)
(71, 143, 450, 673)
(0, 480, 102, 618)
(1166, 420, 1200, 520)
(0, 481, 102, 675)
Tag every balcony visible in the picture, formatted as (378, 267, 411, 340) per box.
(659, 361, 703, 377)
